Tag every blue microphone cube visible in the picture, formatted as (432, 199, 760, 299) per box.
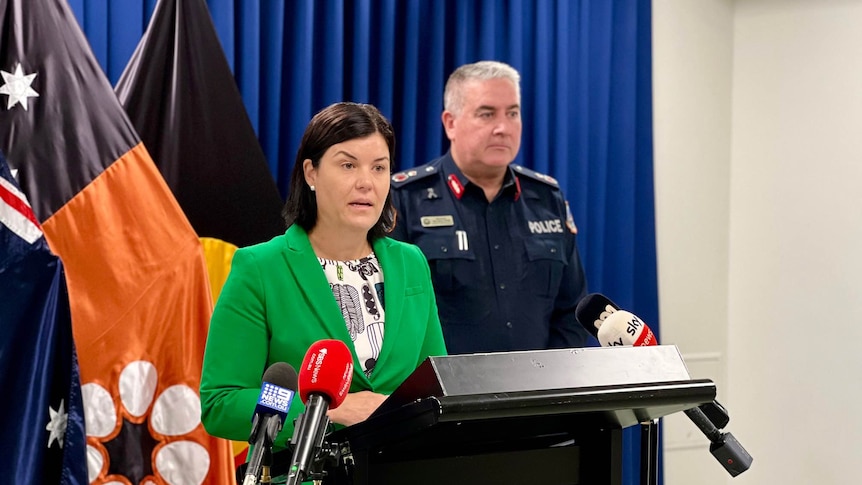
(255, 382, 294, 418)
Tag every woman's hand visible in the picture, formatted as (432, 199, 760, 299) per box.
(326, 391, 388, 427)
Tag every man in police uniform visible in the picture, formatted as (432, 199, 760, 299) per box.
(390, 60, 590, 354)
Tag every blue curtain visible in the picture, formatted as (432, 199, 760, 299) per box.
(71, 0, 659, 483)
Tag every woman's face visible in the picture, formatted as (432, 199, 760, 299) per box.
(304, 133, 391, 237)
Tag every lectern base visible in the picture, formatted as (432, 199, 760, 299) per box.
(332, 427, 622, 485)
(363, 446, 580, 485)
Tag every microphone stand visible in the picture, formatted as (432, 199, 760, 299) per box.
(286, 395, 331, 485)
(260, 447, 272, 484)
(639, 419, 659, 485)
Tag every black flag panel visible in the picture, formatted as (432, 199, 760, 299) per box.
(115, 0, 285, 249)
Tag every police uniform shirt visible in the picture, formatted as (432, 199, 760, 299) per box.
(390, 152, 590, 354)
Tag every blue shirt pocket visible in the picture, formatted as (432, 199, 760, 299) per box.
(414, 234, 475, 292)
(523, 236, 566, 298)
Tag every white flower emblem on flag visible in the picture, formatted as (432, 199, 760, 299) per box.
(82, 360, 210, 484)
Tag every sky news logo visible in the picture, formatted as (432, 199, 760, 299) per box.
(258, 382, 294, 413)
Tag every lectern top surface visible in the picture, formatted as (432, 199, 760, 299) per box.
(432, 345, 691, 395)
(376, 345, 697, 415)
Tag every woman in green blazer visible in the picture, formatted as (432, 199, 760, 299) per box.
(200, 103, 447, 456)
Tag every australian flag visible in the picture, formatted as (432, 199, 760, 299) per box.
(0, 151, 87, 484)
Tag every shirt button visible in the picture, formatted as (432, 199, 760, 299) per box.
(550, 248, 557, 253)
(506, 321, 513, 328)
(441, 246, 448, 252)
(493, 244, 500, 250)
(499, 284, 506, 290)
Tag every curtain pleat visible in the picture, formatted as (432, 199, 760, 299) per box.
(551, 0, 570, 183)
(372, 0, 396, 121)
(71, 1, 659, 482)
(259, 0, 285, 178)
(417, 1, 447, 167)
(321, 1, 345, 106)
(349, 0, 371, 102)
(396, 0, 420, 166)
(279, 0, 313, 190)
(206, 0, 235, 69)
(236, 0, 260, 131)
(531, 1, 552, 176)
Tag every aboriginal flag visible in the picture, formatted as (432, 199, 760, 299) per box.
(0, 0, 233, 483)
(116, 0, 285, 306)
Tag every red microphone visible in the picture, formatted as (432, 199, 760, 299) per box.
(298, 339, 353, 407)
(286, 339, 353, 485)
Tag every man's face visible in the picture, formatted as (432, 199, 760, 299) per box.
(443, 78, 522, 175)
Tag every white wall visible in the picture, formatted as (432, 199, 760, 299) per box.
(652, 1, 735, 484)
(654, 0, 862, 483)
(729, 0, 862, 483)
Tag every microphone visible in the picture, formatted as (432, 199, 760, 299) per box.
(243, 362, 299, 485)
(576, 293, 658, 347)
(285, 339, 354, 485)
(575, 293, 657, 347)
(575, 293, 752, 477)
(597, 309, 658, 347)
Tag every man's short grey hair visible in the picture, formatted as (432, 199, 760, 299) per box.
(443, 60, 521, 115)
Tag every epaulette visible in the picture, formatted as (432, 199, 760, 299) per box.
(391, 162, 440, 187)
(512, 164, 560, 188)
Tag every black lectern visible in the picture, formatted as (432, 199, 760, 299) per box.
(325, 345, 714, 485)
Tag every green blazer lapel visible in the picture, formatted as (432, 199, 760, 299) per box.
(283, 225, 348, 338)
(371, 237, 404, 379)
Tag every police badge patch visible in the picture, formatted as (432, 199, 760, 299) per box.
(565, 201, 578, 234)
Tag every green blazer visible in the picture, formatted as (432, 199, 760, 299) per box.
(200, 224, 447, 449)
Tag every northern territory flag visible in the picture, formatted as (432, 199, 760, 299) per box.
(0, 0, 233, 483)
(116, 0, 285, 308)
(0, 151, 88, 485)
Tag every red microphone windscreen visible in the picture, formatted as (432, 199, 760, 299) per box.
(298, 339, 354, 409)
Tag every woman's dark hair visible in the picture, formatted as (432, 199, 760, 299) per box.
(283, 102, 396, 241)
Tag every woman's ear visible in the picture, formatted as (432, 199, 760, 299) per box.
(303, 159, 316, 188)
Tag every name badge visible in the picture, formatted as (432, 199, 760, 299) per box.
(420, 215, 454, 228)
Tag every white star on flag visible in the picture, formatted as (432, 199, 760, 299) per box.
(46, 399, 68, 449)
(0, 63, 40, 111)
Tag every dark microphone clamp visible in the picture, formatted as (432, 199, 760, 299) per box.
(698, 400, 730, 429)
(283, 431, 348, 484)
(304, 439, 347, 483)
(683, 406, 753, 477)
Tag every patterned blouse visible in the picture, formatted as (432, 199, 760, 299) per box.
(318, 253, 385, 377)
